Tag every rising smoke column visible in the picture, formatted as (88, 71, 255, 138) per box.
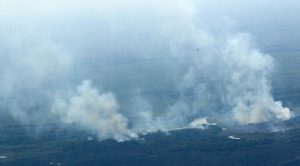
(221, 34, 291, 124)
(176, 33, 292, 125)
(51, 80, 137, 141)
(0, 0, 294, 141)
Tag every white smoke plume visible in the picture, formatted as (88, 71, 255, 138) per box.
(222, 35, 292, 123)
(51, 80, 136, 141)
(177, 33, 292, 125)
(0, 0, 296, 141)
(125, 33, 292, 133)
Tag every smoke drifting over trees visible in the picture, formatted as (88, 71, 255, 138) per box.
(0, 0, 297, 141)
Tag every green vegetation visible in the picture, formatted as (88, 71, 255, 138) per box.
(1, 123, 300, 166)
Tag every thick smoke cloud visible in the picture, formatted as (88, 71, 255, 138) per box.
(51, 80, 136, 141)
(0, 0, 296, 141)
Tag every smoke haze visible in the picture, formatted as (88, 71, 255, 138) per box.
(0, 0, 298, 141)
